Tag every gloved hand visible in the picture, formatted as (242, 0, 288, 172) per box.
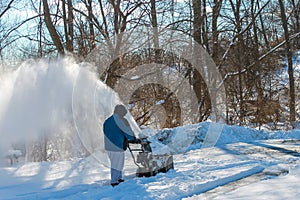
(130, 137, 141, 144)
(136, 138, 142, 143)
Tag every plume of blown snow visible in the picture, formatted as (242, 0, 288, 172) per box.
(0, 57, 132, 161)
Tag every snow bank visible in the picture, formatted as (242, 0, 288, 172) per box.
(148, 122, 300, 154)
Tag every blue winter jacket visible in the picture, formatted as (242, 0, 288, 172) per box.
(103, 114, 135, 151)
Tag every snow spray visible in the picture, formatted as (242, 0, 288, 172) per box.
(0, 58, 123, 162)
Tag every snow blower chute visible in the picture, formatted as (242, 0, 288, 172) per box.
(128, 137, 174, 177)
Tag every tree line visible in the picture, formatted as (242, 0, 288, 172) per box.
(1, 0, 299, 130)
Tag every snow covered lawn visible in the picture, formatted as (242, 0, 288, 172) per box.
(1, 139, 300, 200)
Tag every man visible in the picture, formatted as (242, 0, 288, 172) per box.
(103, 104, 137, 187)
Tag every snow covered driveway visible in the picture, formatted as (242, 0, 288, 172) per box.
(1, 140, 300, 200)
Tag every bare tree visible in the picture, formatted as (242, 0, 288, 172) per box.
(62, 0, 74, 53)
(250, 0, 264, 127)
(228, 0, 246, 124)
(278, 0, 296, 125)
(0, 0, 15, 59)
(42, 0, 64, 54)
(87, 0, 95, 50)
(211, 0, 222, 63)
(290, 0, 300, 49)
(74, 0, 143, 87)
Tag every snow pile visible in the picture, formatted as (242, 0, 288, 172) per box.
(148, 122, 300, 154)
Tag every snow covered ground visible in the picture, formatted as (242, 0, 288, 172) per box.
(1, 123, 300, 200)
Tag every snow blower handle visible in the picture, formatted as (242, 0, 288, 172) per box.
(139, 137, 152, 153)
(128, 137, 152, 153)
(128, 138, 142, 144)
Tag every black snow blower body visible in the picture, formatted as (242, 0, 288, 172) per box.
(128, 137, 174, 177)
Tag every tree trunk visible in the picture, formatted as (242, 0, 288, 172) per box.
(211, 0, 222, 63)
(150, 0, 160, 62)
(192, 0, 211, 122)
(229, 0, 245, 124)
(202, 0, 209, 53)
(258, 0, 270, 50)
(67, 0, 74, 52)
(38, 0, 43, 57)
(291, 0, 300, 49)
(251, 0, 263, 127)
(43, 0, 64, 54)
(193, 0, 202, 44)
(62, 0, 69, 51)
(278, 0, 296, 124)
(87, 0, 96, 49)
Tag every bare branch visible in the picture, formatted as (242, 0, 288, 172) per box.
(217, 0, 271, 70)
(219, 32, 300, 88)
(0, 0, 15, 18)
(2, 15, 40, 42)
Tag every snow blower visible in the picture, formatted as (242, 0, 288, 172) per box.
(128, 137, 174, 177)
